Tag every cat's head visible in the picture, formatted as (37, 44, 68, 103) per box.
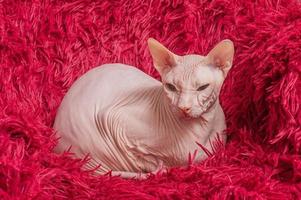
(148, 38, 234, 119)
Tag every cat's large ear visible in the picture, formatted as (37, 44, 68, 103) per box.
(148, 38, 178, 75)
(206, 39, 234, 77)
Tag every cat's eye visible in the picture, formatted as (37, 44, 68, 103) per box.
(197, 84, 209, 91)
(165, 83, 177, 91)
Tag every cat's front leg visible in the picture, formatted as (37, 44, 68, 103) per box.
(151, 160, 166, 175)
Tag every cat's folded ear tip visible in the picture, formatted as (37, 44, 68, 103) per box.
(147, 38, 156, 43)
(222, 39, 234, 46)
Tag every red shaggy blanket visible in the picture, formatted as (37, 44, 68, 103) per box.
(0, 0, 300, 199)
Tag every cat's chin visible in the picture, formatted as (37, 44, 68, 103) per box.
(180, 114, 193, 120)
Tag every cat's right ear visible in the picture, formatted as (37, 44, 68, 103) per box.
(147, 38, 177, 75)
(206, 39, 234, 77)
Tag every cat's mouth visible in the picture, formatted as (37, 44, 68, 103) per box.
(178, 109, 200, 120)
(178, 99, 217, 120)
(170, 104, 203, 120)
(180, 111, 193, 119)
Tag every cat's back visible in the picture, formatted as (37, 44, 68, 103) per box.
(58, 63, 159, 110)
(53, 63, 160, 154)
(70, 63, 158, 97)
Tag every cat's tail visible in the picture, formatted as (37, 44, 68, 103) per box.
(110, 166, 167, 179)
(100, 162, 166, 180)
(87, 159, 165, 179)
(87, 164, 151, 179)
(110, 171, 148, 179)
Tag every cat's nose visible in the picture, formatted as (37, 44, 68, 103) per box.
(180, 107, 191, 113)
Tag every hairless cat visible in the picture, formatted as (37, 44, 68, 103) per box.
(53, 38, 235, 179)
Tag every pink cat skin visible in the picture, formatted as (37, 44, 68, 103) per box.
(53, 38, 235, 179)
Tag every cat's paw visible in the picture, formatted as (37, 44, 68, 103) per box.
(149, 161, 167, 176)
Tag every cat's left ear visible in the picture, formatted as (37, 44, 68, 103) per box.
(206, 39, 234, 77)
(148, 38, 178, 75)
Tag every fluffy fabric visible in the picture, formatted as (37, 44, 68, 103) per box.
(0, 0, 300, 199)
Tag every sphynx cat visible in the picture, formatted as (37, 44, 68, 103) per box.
(53, 38, 234, 179)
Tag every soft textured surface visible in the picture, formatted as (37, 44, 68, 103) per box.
(0, 0, 300, 199)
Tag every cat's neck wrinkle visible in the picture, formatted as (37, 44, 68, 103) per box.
(151, 87, 186, 163)
(153, 87, 184, 137)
